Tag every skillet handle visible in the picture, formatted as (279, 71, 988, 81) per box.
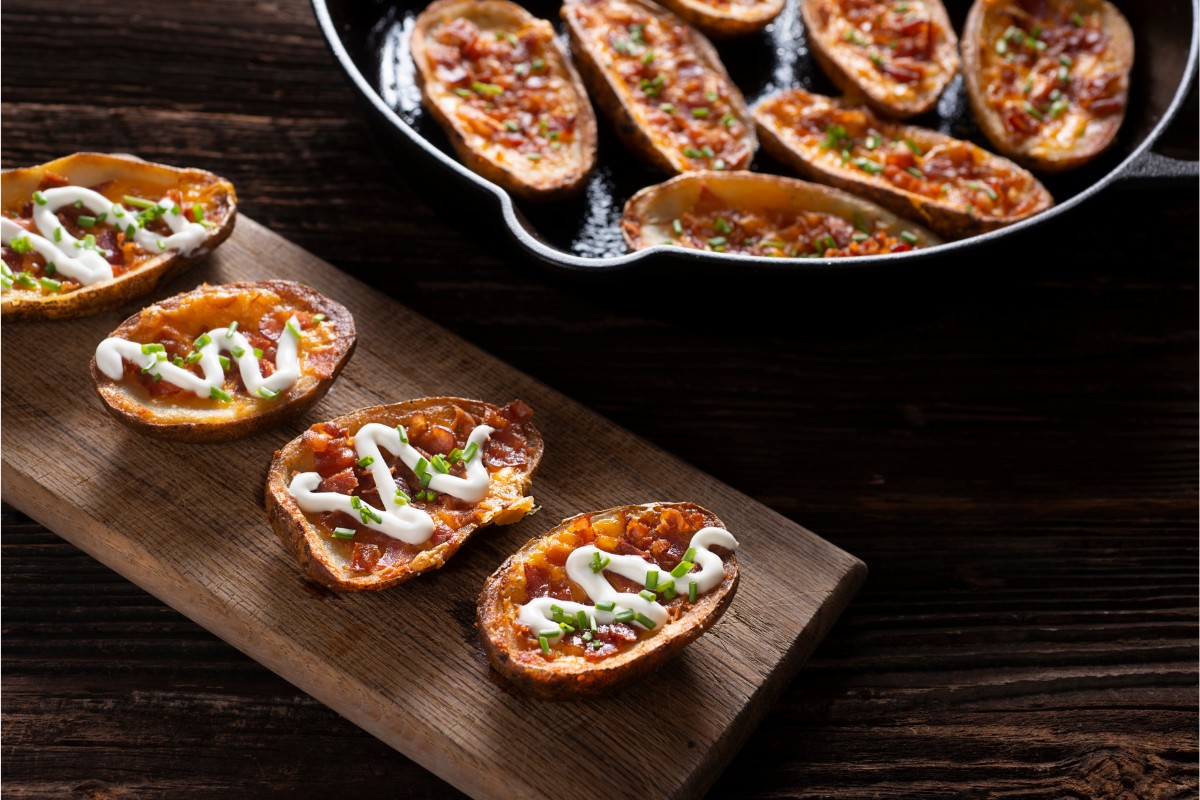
(1115, 148, 1199, 188)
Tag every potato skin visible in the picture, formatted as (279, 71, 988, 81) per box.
(654, 0, 784, 38)
(1, 153, 236, 320)
(562, 0, 756, 174)
(477, 502, 739, 700)
(410, 0, 598, 199)
(266, 398, 544, 592)
(801, 0, 960, 118)
(622, 170, 942, 252)
(89, 280, 356, 443)
(753, 90, 1054, 239)
(961, 0, 1133, 173)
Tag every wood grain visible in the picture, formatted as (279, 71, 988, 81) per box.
(2, 0, 1197, 797)
(0, 218, 865, 800)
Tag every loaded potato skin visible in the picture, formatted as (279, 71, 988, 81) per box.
(962, 0, 1134, 172)
(266, 398, 542, 592)
(1, 153, 236, 320)
(478, 502, 739, 700)
(411, 0, 598, 198)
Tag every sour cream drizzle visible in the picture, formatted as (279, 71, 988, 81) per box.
(0, 185, 207, 288)
(95, 317, 302, 400)
(286, 422, 496, 545)
(519, 526, 739, 637)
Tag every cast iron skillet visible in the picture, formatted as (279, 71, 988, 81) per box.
(313, 0, 1197, 273)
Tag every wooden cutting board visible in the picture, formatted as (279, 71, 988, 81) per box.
(0, 218, 866, 800)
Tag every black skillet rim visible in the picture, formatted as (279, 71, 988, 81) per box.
(312, 0, 1199, 273)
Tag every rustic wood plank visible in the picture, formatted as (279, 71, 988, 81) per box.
(0, 218, 865, 800)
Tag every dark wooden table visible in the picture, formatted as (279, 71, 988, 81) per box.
(3, 1, 1197, 797)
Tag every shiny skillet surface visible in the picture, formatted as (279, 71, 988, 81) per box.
(324, 0, 1196, 268)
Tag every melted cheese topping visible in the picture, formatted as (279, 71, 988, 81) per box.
(519, 526, 739, 636)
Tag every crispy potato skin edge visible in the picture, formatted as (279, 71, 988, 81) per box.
(88, 280, 357, 443)
(752, 96, 1055, 239)
(961, 0, 1133, 173)
(476, 501, 740, 700)
(264, 398, 544, 592)
(654, 0, 784, 38)
(410, 0, 598, 199)
(1, 153, 238, 320)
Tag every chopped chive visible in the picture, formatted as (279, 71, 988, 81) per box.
(866, 134, 881, 150)
(1059, 54, 1073, 67)
(900, 230, 919, 244)
(152, 373, 163, 382)
(662, 584, 676, 600)
(638, 589, 657, 602)
(852, 231, 870, 242)
(592, 641, 604, 650)
(575, 610, 588, 630)
(906, 166, 924, 179)
(596, 600, 616, 612)
(359, 504, 382, 524)
(414, 456, 429, 476)
(32, 191, 47, 206)
(970, 181, 998, 201)
(1070, 11, 1083, 26)
(193, 333, 212, 350)
(504, 121, 519, 132)
(590, 551, 611, 573)
(454, 88, 474, 97)
(332, 527, 356, 539)
(45, 261, 57, 276)
(904, 138, 922, 155)
(646, 570, 659, 591)
(531, 57, 545, 70)
(656, 579, 675, 595)
(852, 157, 883, 175)
(140, 343, 165, 354)
(691, 107, 709, 118)
(683, 147, 704, 159)
(672, 218, 682, 235)
(689, 582, 698, 602)
(670, 561, 694, 578)
(286, 319, 302, 338)
(73, 200, 83, 209)
(8, 236, 34, 254)
(231, 345, 246, 358)
(462, 441, 480, 463)
(54, 226, 63, 242)
(186, 351, 204, 365)
(258, 387, 279, 399)
(1024, 102, 1044, 120)
(683, 547, 697, 562)
(471, 81, 503, 95)
(615, 608, 635, 623)
(721, 113, 735, 128)
(253, 347, 264, 359)
(582, 631, 593, 642)
(209, 386, 232, 402)
(706, 236, 727, 248)
(38, 277, 61, 293)
(447, 447, 463, 464)
(659, 103, 675, 113)
(14, 271, 39, 288)
(869, 53, 885, 67)
(123, 195, 157, 209)
(558, 622, 575, 634)
(539, 635, 551, 654)
(526, 153, 542, 161)
(126, 224, 137, 239)
(700, 146, 714, 158)
(1049, 98, 1070, 118)
(642, 50, 655, 64)
(173, 356, 185, 367)
(714, 217, 730, 234)
(634, 613, 656, 629)
(225, 320, 238, 338)
(430, 454, 450, 474)
(218, 355, 231, 370)
(394, 489, 410, 505)
(357, 455, 375, 468)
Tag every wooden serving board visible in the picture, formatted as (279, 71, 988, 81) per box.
(0, 218, 865, 800)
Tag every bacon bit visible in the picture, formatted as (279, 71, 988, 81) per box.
(37, 171, 71, 190)
(407, 412, 429, 439)
(303, 429, 332, 452)
(430, 522, 456, 545)
(877, 59, 923, 84)
(654, 507, 689, 537)
(625, 519, 652, 549)
(258, 314, 285, 342)
(414, 424, 456, 455)
(523, 563, 551, 598)
(350, 543, 382, 572)
(450, 405, 477, 437)
(500, 399, 534, 423)
(317, 467, 358, 495)
(485, 426, 529, 467)
(314, 444, 357, 477)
